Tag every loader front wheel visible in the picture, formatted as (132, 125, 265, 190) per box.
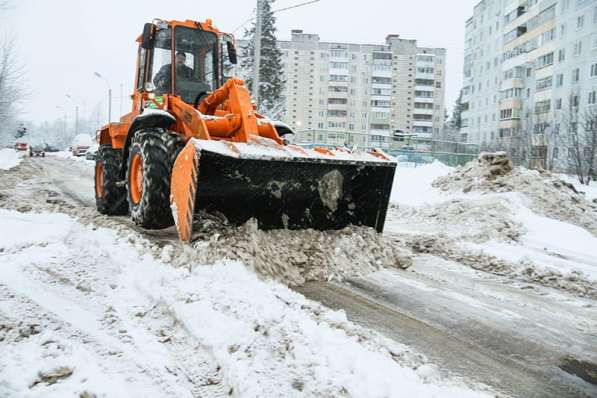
(127, 129, 183, 229)
(95, 145, 128, 215)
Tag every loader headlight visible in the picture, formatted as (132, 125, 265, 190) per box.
(145, 82, 156, 93)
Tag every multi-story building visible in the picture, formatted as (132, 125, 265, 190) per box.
(271, 30, 446, 149)
(461, 0, 597, 168)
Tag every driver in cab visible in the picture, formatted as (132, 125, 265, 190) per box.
(153, 51, 196, 93)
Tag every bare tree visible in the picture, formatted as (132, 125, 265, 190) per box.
(560, 95, 597, 185)
(0, 1, 25, 145)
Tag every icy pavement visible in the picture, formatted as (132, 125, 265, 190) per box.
(0, 149, 24, 171)
(0, 209, 490, 397)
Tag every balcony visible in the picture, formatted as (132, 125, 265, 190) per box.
(415, 85, 434, 92)
(413, 108, 434, 115)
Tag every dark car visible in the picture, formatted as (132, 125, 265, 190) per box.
(85, 149, 97, 160)
(30, 146, 45, 157)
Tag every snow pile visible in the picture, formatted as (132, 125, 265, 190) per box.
(433, 152, 597, 235)
(390, 161, 454, 206)
(391, 195, 522, 243)
(187, 216, 412, 287)
(0, 209, 489, 397)
(0, 148, 24, 171)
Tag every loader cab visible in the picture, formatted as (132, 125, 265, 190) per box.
(136, 20, 237, 107)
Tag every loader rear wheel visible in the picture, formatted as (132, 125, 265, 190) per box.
(95, 145, 128, 215)
(127, 129, 184, 229)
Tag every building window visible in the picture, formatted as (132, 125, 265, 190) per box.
(591, 63, 597, 77)
(535, 100, 551, 114)
(573, 40, 582, 56)
(589, 91, 597, 105)
(572, 68, 580, 82)
(556, 74, 564, 87)
(536, 76, 553, 91)
(558, 49, 565, 62)
(556, 98, 562, 109)
(536, 52, 554, 69)
(577, 15, 585, 29)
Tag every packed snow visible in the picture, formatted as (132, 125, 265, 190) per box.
(0, 149, 24, 171)
(0, 209, 489, 397)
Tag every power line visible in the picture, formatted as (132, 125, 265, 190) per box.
(232, 0, 321, 33)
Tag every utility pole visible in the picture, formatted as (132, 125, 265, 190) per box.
(252, 0, 263, 107)
(364, 113, 369, 150)
(65, 94, 79, 135)
(108, 88, 112, 123)
(94, 72, 112, 124)
(75, 105, 79, 135)
(119, 83, 123, 116)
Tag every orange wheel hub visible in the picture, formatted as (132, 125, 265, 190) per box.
(95, 163, 104, 198)
(129, 153, 143, 204)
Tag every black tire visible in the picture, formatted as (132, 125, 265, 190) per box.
(95, 145, 128, 215)
(126, 129, 184, 229)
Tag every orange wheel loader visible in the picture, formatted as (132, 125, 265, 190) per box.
(94, 18, 397, 242)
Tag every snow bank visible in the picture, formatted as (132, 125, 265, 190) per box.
(0, 209, 489, 397)
(434, 153, 597, 235)
(0, 148, 24, 171)
(386, 153, 597, 297)
(390, 161, 454, 206)
(558, 174, 597, 201)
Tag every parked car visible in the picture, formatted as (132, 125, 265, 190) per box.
(85, 145, 98, 160)
(29, 146, 45, 157)
(14, 142, 29, 151)
(72, 145, 90, 157)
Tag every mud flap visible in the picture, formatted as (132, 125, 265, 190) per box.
(171, 140, 396, 242)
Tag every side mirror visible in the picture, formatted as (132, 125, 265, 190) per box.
(226, 40, 238, 65)
(141, 23, 154, 50)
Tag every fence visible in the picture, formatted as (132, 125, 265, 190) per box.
(294, 129, 479, 167)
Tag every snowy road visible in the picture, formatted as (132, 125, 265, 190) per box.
(299, 260, 597, 398)
(6, 154, 597, 397)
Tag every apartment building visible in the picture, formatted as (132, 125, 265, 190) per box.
(461, 0, 597, 167)
(273, 30, 446, 149)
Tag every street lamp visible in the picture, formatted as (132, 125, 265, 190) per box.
(65, 94, 79, 135)
(56, 106, 67, 135)
(94, 72, 112, 124)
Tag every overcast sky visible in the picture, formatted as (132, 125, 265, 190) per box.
(5, 0, 477, 126)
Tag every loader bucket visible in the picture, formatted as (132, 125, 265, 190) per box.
(170, 137, 397, 242)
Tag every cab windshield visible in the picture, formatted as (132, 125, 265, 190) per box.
(174, 27, 218, 104)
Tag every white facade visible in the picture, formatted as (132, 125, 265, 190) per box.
(461, 0, 597, 166)
(277, 31, 446, 149)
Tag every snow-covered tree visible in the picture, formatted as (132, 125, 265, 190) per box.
(449, 90, 463, 129)
(240, 0, 286, 117)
